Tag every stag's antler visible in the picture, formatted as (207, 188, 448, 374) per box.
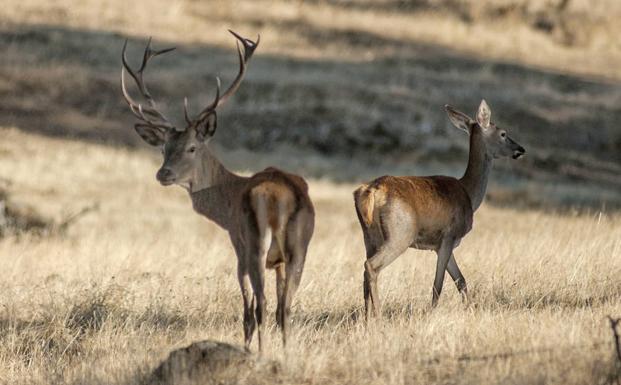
(185, 30, 260, 123)
(121, 38, 176, 131)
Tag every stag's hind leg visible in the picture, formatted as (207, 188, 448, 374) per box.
(237, 266, 256, 351)
(275, 262, 286, 330)
(232, 234, 256, 351)
(280, 253, 304, 346)
(246, 229, 271, 352)
(279, 207, 313, 346)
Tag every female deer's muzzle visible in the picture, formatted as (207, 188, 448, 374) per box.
(512, 145, 526, 159)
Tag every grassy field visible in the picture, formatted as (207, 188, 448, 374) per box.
(1, 0, 621, 384)
(2, 0, 621, 208)
(0, 129, 620, 384)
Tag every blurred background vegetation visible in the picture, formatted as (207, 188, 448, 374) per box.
(1, 0, 621, 209)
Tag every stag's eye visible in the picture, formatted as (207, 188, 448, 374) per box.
(187, 146, 196, 153)
(500, 131, 507, 138)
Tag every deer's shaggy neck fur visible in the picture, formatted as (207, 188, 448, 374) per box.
(187, 147, 247, 230)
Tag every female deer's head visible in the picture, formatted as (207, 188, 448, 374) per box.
(445, 100, 525, 159)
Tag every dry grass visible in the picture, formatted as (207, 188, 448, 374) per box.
(2, 1, 621, 383)
(0, 128, 620, 384)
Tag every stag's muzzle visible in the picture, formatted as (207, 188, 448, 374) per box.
(156, 167, 176, 185)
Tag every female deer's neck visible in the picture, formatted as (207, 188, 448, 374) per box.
(460, 126, 493, 211)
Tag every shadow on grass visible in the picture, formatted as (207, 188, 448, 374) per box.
(1, 21, 621, 210)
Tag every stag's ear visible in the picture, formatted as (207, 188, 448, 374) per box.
(135, 124, 166, 146)
(196, 111, 217, 142)
(445, 105, 473, 133)
(476, 99, 491, 129)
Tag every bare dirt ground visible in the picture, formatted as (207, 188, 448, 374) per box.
(1, 1, 621, 384)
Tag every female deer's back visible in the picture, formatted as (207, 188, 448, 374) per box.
(354, 175, 473, 251)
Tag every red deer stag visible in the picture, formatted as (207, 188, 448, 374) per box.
(121, 31, 315, 351)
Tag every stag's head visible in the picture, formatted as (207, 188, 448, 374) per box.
(445, 100, 525, 160)
(121, 31, 259, 187)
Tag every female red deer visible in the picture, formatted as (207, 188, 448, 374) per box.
(354, 100, 525, 319)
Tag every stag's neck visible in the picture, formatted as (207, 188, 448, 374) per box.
(186, 148, 247, 230)
(459, 126, 493, 212)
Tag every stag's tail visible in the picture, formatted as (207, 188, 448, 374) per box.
(353, 184, 376, 228)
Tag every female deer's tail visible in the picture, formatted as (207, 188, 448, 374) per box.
(353, 184, 375, 228)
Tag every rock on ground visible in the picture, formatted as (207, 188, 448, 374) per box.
(147, 340, 278, 385)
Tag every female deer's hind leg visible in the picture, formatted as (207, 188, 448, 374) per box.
(364, 205, 413, 320)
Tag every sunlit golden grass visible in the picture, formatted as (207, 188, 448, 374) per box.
(0, 128, 620, 384)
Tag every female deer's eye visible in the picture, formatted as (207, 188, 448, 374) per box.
(500, 132, 507, 138)
(188, 146, 196, 153)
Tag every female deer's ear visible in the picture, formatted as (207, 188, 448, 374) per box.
(196, 111, 217, 142)
(135, 124, 166, 146)
(445, 105, 473, 133)
(476, 99, 491, 129)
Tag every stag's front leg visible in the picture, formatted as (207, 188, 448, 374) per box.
(432, 238, 455, 307)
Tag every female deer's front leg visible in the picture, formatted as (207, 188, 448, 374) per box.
(446, 253, 469, 304)
(432, 238, 455, 307)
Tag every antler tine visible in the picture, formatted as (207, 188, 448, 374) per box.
(190, 77, 221, 123)
(217, 30, 259, 106)
(184, 97, 192, 125)
(137, 38, 176, 100)
(228, 29, 260, 61)
(137, 104, 174, 130)
(120, 38, 176, 130)
(121, 67, 145, 121)
(195, 31, 258, 117)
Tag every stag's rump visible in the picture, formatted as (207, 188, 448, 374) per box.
(243, 167, 314, 266)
